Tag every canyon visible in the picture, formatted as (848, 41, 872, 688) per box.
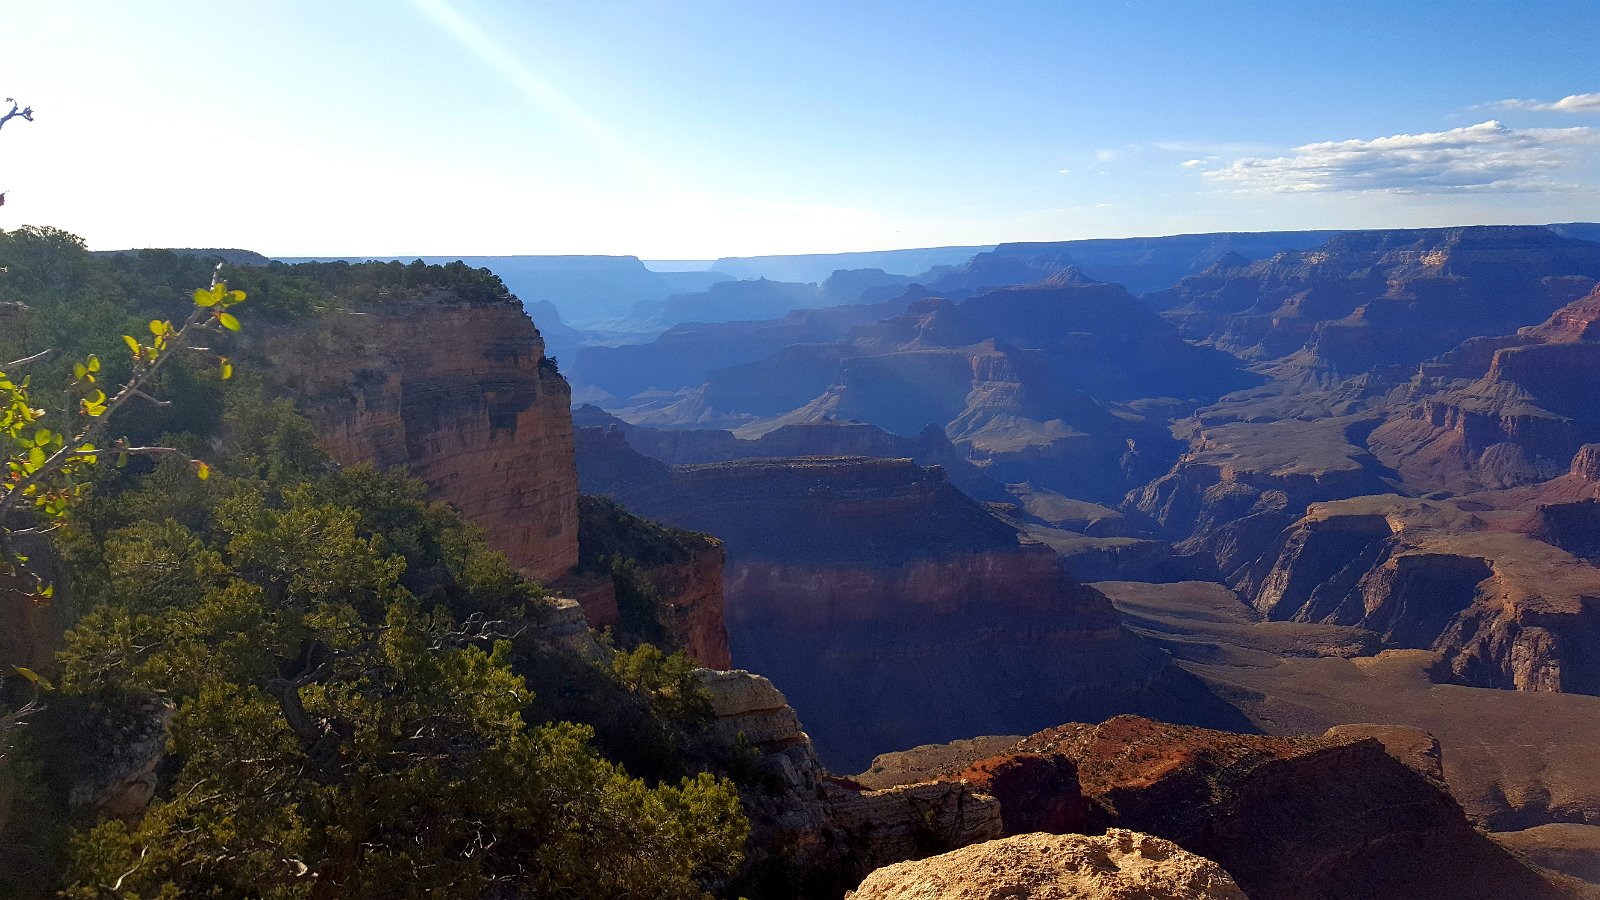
(13, 223, 1600, 897)
(557, 224, 1600, 890)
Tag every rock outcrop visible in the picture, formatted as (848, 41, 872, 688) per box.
(860, 716, 1575, 900)
(1096, 580, 1600, 835)
(64, 697, 175, 821)
(259, 289, 580, 584)
(698, 670, 1003, 889)
(847, 830, 1248, 900)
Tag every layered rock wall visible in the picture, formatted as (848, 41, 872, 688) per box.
(1233, 492, 1600, 694)
(258, 293, 580, 583)
(579, 434, 1244, 771)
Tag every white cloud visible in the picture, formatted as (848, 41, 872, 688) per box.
(1095, 149, 1119, 162)
(1193, 120, 1600, 194)
(1057, 168, 1072, 175)
(1486, 92, 1600, 113)
(1181, 159, 1203, 168)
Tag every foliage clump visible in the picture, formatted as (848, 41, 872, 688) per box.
(577, 495, 721, 649)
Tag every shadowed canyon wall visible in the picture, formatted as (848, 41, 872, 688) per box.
(576, 426, 1250, 770)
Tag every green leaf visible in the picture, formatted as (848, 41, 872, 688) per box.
(27, 446, 45, 468)
(87, 354, 100, 373)
(149, 320, 167, 336)
(217, 312, 241, 332)
(73, 363, 86, 380)
(13, 666, 53, 689)
(194, 460, 210, 480)
(123, 335, 140, 355)
(34, 429, 52, 447)
(220, 358, 233, 380)
(227, 289, 247, 305)
(193, 287, 219, 306)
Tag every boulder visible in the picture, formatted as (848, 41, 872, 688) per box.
(847, 830, 1247, 900)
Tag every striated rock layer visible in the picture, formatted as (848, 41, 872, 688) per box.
(1149, 225, 1600, 374)
(1231, 451, 1600, 693)
(1371, 284, 1600, 493)
(1129, 281, 1600, 702)
(847, 830, 1248, 900)
(256, 290, 580, 584)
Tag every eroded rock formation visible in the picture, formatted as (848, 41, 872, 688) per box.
(1228, 467, 1600, 693)
(258, 289, 580, 584)
(1150, 226, 1600, 374)
(1371, 284, 1600, 492)
(572, 495, 730, 666)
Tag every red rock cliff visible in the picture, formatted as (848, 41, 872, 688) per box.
(259, 291, 579, 584)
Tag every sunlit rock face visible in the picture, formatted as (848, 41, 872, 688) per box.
(849, 830, 1249, 900)
(258, 289, 580, 583)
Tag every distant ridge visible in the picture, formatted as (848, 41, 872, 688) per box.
(707, 246, 994, 282)
(92, 247, 272, 266)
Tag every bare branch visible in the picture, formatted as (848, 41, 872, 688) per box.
(0, 99, 34, 132)
(3, 349, 53, 370)
(129, 390, 174, 408)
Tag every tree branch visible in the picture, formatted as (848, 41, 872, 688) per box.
(3, 349, 52, 370)
(0, 270, 230, 525)
(0, 99, 34, 132)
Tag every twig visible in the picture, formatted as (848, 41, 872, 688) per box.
(0, 99, 34, 132)
(2, 349, 52, 370)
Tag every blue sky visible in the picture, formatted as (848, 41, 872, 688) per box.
(2, 1, 1597, 257)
